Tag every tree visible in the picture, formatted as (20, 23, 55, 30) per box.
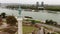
(45, 20, 49, 24)
(6, 16, 17, 26)
(1, 12, 6, 18)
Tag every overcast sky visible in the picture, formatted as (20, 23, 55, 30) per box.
(0, 0, 20, 3)
(1, 0, 60, 5)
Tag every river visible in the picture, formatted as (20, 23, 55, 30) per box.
(21, 10, 60, 24)
(0, 8, 19, 17)
(0, 8, 60, 24)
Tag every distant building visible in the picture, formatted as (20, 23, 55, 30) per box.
(41, 2, 44, 7)
(0, 3, 1, 7)
(36, 2, 39, 7)
(36, 1, 44, 10)
(36, 2, 39, 10)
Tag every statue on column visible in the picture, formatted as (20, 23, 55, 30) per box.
(18, 6, 21, 17)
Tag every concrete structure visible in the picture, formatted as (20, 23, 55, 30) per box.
(17, 7, 22, 34)
(17, 18, 22, 34)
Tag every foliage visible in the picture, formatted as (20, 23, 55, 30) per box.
(1, 12, 6, 18)
(45, 20, 57, 25)
(6, 5, 19, 10)
(45, 6, 60, 11)
(6, 16, 17, 26)
(31, 20, 35, 25)
(34, 20, 41, 23)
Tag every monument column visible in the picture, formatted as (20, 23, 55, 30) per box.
(17, 6, 22, 34)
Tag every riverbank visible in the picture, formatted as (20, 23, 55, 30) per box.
(21, 6, 60, 11)
(45, 6, 60, 11)
(6, 5, 60, 11)
(22, 6, 60, 11)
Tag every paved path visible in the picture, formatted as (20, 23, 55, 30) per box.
(37, 23, 60, 32)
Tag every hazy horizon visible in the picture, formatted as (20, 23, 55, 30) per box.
(1, 0, 60, 5)
(20, 0, 60, 5)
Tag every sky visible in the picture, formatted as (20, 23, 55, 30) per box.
(0, 0, 60, 5)
(20, 0, 60, 5)
(0, 0, 20, 3)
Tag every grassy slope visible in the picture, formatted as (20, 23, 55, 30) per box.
(23, 26, 37, 34)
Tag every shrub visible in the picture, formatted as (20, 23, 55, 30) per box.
(6, 16, 17, 26)
(31, 20, 35, 25)
(34, 20, 40, 23)
(1, 12, 6, 18)
(45, 20, 58, 25)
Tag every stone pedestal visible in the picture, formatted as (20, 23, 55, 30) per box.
(17, 18, 22, 34)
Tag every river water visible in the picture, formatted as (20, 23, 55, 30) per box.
(0, 8, 60, 24)
(21, 10, 60, 24)
(0, 8, 19, 17)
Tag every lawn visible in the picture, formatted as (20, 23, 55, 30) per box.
(23, 26, 37, 34)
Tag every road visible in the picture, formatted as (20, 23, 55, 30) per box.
(37, 23, 60, 32)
